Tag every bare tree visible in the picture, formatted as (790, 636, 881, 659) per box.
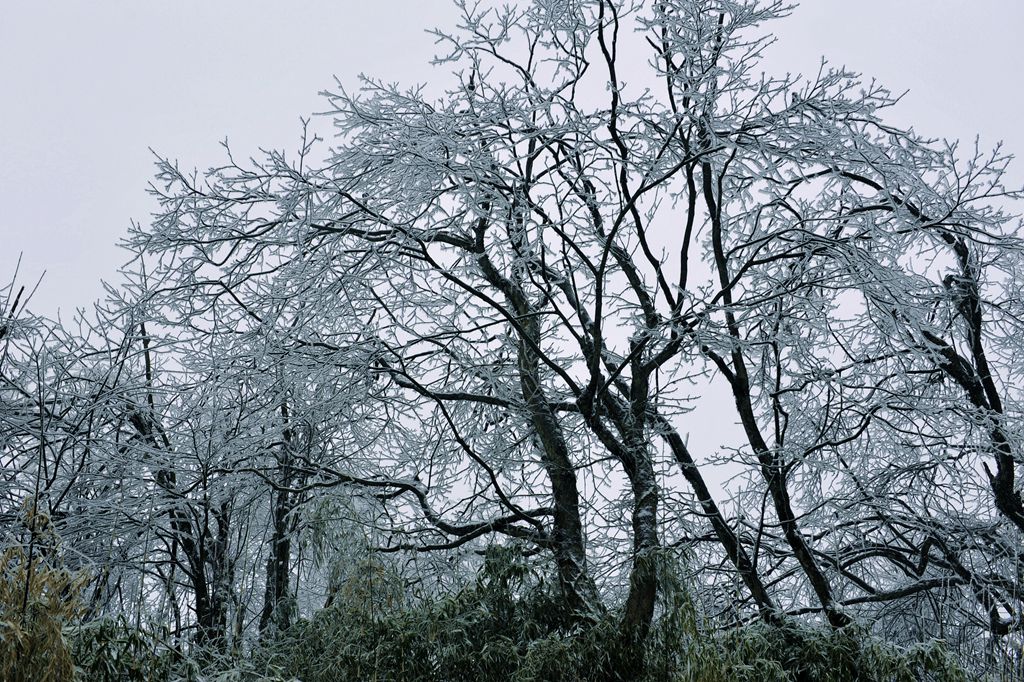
(5, 0, 1022, 673)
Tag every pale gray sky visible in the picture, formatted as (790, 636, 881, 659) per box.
(2, 1, 1022, 317)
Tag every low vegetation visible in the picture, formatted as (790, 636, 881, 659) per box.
(2, 542, 983, 681)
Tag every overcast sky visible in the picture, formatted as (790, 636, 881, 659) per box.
(2, 1, 1023, 319)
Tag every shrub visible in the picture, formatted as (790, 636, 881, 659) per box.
(68, 617, 176, 682)
(247, 547, 975, 682)
(0, 500, 87, 682)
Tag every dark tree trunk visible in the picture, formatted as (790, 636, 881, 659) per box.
(703, 164, 849, 628)
(518, 329, 602, 618)
(260, 402, 304, 633)
(472, 211, 602, 620)
(656, 416, 779, 621)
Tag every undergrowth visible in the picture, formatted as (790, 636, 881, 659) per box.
(0, 500, 87, 682)
(0, 542, 991, 681)
(242, 549, 972, 682)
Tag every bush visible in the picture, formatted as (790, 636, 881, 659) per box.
(0, 501, 87, 682)
(699, 621, 969, 682)
(53, 546, 974, 681)
(246, 548, 972, 682)
(68, 617, 176, 682)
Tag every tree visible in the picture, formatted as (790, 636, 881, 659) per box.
(5, 0, 1023, 675)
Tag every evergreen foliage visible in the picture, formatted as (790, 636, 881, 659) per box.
(0, 537, 989, 680)
(241, 549, 971, 682)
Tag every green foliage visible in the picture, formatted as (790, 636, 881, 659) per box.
(688, 621, 971, 682)
(23, 546, 975, 682)
(68, 617, 176, 682)
(239, 548, 974, 682)
(24, 546, 976, 681)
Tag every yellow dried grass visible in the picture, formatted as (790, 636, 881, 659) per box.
(0, 500, 88, 682)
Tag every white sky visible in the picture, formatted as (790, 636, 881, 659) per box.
(2, 1, 1022, 320)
